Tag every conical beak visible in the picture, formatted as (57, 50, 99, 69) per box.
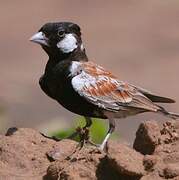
(30, 32, 49, 46)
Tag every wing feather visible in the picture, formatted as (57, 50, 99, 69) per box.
(71, 61, 160, 112)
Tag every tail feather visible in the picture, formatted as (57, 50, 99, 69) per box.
(166, 112, 179, 120)
(158, 106, 179, 120)
(144, 93, 175, 103)
(133, 85, 175, 103)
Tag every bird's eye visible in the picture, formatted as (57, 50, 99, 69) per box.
(57, 30, 65, 38)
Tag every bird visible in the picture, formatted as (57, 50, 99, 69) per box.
(30, 22, 179, 150)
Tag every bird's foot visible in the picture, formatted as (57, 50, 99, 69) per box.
(40, 132, 61, 141)
(76, 126, 98, 148)
(99, 142, 109, 152)
(65, 126, 98, 160)
(76, 126, 90, 146)
(39, 126, 93, 144)
(64, 126, 90, 141)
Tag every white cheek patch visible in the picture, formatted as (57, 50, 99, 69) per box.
(57, 33, 77, 53)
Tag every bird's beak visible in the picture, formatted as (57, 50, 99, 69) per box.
(30, 32, 49, 46)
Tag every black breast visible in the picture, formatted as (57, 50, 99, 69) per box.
(39, 60, 106, 118)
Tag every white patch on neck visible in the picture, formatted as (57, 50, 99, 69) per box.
(69, 61, 82, 77)
(57, 34, 77, 53)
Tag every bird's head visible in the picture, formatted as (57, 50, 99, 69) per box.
(30, 22, 85, 59)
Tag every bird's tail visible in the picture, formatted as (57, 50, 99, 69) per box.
(158, 106, 179, 120)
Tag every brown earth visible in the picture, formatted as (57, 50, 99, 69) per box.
(1, 119, 179, 180)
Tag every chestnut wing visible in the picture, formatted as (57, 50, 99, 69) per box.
(71, 61, 159, 112)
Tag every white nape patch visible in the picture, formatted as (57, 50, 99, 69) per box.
(57, 33, 77, 53)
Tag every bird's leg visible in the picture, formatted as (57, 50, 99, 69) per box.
(77, 117, 93, 148)
(65, 116, 92, 142)
(100, 118, 115, 150)
(66, 117, 93, 160)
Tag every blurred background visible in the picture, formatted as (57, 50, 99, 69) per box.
(0, 0, 179, 143)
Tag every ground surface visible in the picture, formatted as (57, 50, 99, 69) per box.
(1, 119, 179, 180)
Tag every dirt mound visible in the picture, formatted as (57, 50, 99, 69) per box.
(0, 120, 179, 180)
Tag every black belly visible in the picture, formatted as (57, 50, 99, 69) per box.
(39, 75, 106, 119)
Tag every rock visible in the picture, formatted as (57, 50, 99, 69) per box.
(140, 172, 163, 180)
(133, 120, 161, 155)
(1, 119, 179, 179)
(163, 164, 179, 179)
(160, 121, 179, 144)
(107, 141, 145, 177)
(143, 155, 158, 171)
(0, 128, 77, 180)
(46, 148, 105, 180)
(46, 139, 77, 161)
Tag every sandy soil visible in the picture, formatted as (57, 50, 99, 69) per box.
(1, 120, 179, 179)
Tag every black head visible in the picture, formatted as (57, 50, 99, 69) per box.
(30, 22, 85, 59)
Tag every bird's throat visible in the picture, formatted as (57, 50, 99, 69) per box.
(47, 46, 88, 63)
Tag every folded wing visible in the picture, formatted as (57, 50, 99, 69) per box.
(71, 61, 161, 112)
